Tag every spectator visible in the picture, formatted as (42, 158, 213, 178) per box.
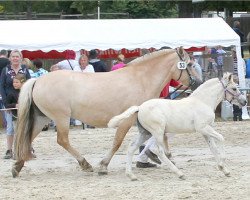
(50, 65, 60, 72)
(0, 49, 10, 75)
(247, 32, 250, 55)
(216, 46, 226, 78)
(232, 48, 246, 121)
(206, 57, 218, 80)
(233, 20, 245, 58)
(22, 58, 36, 78)
(73, 54, 95, 129)
(33, 58, 49, 131)
(50, 50, 78, 71)
(0, 49, 30, 159)
(33, 59, 48, 77)
(73, 54, 95, 72)
(89, 49, 107, 72)
(0, 50, 10, 128)
(111, 54, 126, 71)
(188, 55, 203, 82)
(140, 48, 150, 56)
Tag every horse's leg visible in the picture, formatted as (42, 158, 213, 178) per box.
(98, 119, 134, 175)
(56, 119, 93, 172)
(12, 113, 50, 177)
(126, 132, 151, 181)
(199, 125, 230, 176)
(152, 132, 185, 179)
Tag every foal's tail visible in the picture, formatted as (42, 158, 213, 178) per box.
(108, 106, 139, 128)
(14, 78, 37, 161)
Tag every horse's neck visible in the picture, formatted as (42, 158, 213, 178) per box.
(191, 81, 224, 110)
(129, 51, 176, 97)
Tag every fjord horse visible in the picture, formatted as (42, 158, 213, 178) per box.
(13, 47, 199, 177)
(108, 73, 247, 180)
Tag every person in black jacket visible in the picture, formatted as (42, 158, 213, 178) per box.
(88, 49, 107, 72)
(5, 73, 25, 119)
(0, 49, 10, 128)
(233, 21, 245, 58)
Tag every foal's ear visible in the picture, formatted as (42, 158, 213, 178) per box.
(228, 73, 234, 82)
(223, 72, 233, 83)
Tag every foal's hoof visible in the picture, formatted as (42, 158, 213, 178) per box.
(224, 171, 231, 177)
(126, 173, 138, 181)
(179, 175, 186, 180)
(12, 168, 19, 178)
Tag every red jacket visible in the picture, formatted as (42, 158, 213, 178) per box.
(160, 79, 180, 98)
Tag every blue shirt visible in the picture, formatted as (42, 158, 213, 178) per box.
(33, 68, 48, 78)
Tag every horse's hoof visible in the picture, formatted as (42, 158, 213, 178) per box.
(79, 160, 93, 172)
(98, 171, 108, 176)
(12, 168, 19, 178)
(84, 166, 94, 172)
(179, 175, 186, 180)
(81, 163, 93, 172)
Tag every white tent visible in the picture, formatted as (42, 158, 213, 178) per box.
(0, 17, 247, 118)
(0, 17, 241, 51)
(0, 17, 247, 114)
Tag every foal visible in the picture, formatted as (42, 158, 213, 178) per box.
(108, 73, 247, 180)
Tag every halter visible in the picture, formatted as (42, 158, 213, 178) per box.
(220, 80, 242, 103)
(165, 50, 196, 99)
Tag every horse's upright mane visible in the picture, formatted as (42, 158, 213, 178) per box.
(128, 49, 173, 66)
(190, 78, 219, 97)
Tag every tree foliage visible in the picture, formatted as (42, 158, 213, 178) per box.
(0, 1, 249, 19)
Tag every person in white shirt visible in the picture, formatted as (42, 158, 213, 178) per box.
(73, 54, 95, 73)
(50, 50, 78, 71)
(73, 54, 95, 129)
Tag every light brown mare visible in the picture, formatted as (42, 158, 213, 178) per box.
(12, 47, 198, 177)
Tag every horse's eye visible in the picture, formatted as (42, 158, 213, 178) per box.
(232, 88, 237, 91)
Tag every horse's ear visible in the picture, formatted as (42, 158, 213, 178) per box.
(176, 46, 185, 58)
(178, 46, 184, 55)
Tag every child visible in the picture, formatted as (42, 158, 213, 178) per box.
(4, 74, 36, 159)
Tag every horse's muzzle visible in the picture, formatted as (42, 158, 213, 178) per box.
(190, 78, 203, 91)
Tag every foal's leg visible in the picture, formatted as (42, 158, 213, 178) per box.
(163, 133, 172, 159)
(98, 118, 135, 175)
(152, 131, 184, 179)
(138, 119, 172, 159)
(199, 125, 230, 176)
(56, 119, 93, 172)
(12, 114, 50, 177)
(126, 132, 151, 181)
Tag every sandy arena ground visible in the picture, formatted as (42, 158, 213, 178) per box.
(0, 121, 249, 200)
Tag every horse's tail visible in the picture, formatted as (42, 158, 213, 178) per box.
(108, 106, 139, 128)
(14, 78, 37, 161)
